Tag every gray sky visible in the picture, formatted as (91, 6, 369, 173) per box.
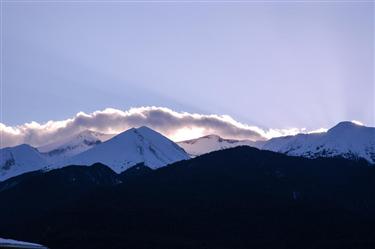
(1, 0, 374, 132)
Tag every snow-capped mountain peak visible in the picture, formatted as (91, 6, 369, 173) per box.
(52, 126, 190, 173)
(178, 134, 257, 157)
(0, 144, 47, 181)
(38, 130, 113, 163)
(328, 121, 366, 132)
(261, 121, 375, 164)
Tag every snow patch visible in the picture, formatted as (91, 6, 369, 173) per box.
(0, 238, 47, 248)
(178, 134, 258, 157)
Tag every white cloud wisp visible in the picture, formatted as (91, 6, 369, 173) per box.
(1, 106, 319, 148)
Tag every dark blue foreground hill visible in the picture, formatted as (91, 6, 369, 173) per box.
(1, 146, 375, 249)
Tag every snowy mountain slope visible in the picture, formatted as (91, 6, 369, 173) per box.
(262, 121, 375, 164)
(178, 135, 258, 157)
(38, 130, 113, 163)
(52, 126, 190, 173)
(0, 144, 47, 181)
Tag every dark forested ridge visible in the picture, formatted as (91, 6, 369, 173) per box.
(1, 146, 375, 249)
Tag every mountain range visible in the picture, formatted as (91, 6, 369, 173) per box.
(0, 127, 189, 181)
(0, 121, 374, 181)
(1, 121, 375, 249)
(1, 146, 374, 249)
(180, 122, 375, 163)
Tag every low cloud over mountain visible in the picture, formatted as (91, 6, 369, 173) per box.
(1, 106, 312, 148)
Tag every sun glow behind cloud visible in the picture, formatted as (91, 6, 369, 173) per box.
(0, 106, 329, 148)
(171, 127, 206, 142)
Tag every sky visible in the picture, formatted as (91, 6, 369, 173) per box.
(0, 0, 374, 146)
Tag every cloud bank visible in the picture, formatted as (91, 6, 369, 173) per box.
(1, 106, 315, 148)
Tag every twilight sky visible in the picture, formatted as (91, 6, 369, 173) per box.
(1, 0, 374, 146)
